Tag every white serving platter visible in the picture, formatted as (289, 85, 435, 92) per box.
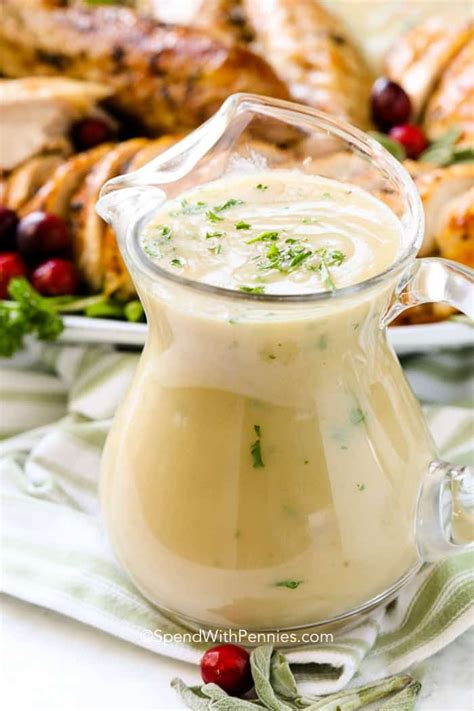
(61, 316, 473, 355)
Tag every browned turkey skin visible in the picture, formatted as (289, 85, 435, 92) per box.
(0, 0, 290, 135)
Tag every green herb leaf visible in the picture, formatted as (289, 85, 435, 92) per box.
(419, 127, 474, 166)
(328, 250, 345, 266)
(350, 408, 365, 424)
(179, 199, 208, 215)
(206, 210, 224, 223)
(0, 278, 64, 357)
(161, 225, 172, 239)
(85, 301, 124, 319)
(205, 231, 224, 239)
(379, 680, 422, 710)
(318, 261, 335, 291)
(171, 258, 184, 268)
(214, 198, 244, 212)
(124, 300, 145, 322)
(235, 221, 251, 230)
(251, 424, 264, 467)
(274, 580, 304, 590)
(269, 651, 299, 701)
(369, 131, 406, 161)
(256, 183, 268, 190)
(170, 678, 210, 710)
(289, 250, 312, 269)
(298, 674, 414, 710)
(240, 285, 265, 294)
(250, 645, 293, 711)
(202, 684, 259, 709)
(209, 243, 222, 255)
(246, 231, 279, 244)
(356, 483, 366, 491)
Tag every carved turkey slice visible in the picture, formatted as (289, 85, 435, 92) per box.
(424, 37, 474, 148)
(5, 153, 64, 211)
(20, 143, 111, 218)
(384, 16, 472, 119)
(409, 162, 474, 258)
(70, 138, 148, 293)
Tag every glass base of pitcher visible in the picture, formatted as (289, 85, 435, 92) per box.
(155, 562, 422, 647)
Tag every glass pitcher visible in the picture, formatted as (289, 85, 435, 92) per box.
(97, 94, 474, 634)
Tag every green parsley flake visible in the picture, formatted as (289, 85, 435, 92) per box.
(256, 183, 268, 190)
(171, 258, 184, 268)
(209, 244, 222, 255)
(214, 198, 244, 212)
(240, 285, 266, 294)
(235, 221, 251, 230)
(274, 580, 304, 590)
(246, 231, 279, 245)
(251, 424, 264, 468)
(318, 261, 335, 291)
(356, 483, 366, 491)
(205, 230, 224, 239)
(206, 210, 224, 223)
(161, 225, 172, 239)
(350, 408, 365, 425)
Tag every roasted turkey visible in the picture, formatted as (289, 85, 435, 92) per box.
(0, 0, 289, 135)
(385, 16, 473, 146)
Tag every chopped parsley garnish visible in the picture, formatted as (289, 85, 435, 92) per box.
(206, 210, 224, 223)
(318, 260, 335, 291)
(350, 408, 365, 425)
(171, 258, 184, 268)
(235, 221, 251, 230)
(176, 198, 208, 215)
(246, 231, 279, 245)
(161, 225, 172, 240)
(318, 334, 328, 350)
(289, 250, 312, 269)
(256, 183, 268, 190)
(240, 285, 266, 294)
(274, 580, 304, 590)
(214, 198, 244, 212)
(209, 244, 222, 255)
(206, 231, 224, 239)
(251, 424, 264, 468)
(312, 248, 346, 291)
(356, 483, 366, 491)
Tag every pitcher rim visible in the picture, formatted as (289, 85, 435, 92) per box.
(120, 94, 426, 304)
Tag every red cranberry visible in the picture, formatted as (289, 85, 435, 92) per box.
(32, 258, 79, 296)
(200, 644, 253, 697)
(17, 212, 70, 259)
(0, 206, 19, 250)
(388, 124, 428, 159)
(71, 117, 113, 151)
(371, 78, 411, 130)
(0, 252, 27, 299)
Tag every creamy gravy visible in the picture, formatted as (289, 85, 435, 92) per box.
(101, 171, 434, 630)
(140, 171, 402, 295)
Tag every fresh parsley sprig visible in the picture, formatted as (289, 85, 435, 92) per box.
(0, 278, 144, 357)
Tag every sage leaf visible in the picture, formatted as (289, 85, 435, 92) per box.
(419, 126, 473, 166)
(202, 684, 264, 709)
(270, 651, 299, 700)
(250, 645, 293, 711)
(299, 674, 412, 710)
(171, 678, 210, 710)
(368, 132, 406, 161)
(379, 680, 422, 710)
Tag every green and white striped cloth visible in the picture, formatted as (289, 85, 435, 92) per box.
(1, 343, 473, 698)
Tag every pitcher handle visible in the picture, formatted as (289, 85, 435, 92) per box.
(383, 256, 474, 561)
(382, 257, 474, 325)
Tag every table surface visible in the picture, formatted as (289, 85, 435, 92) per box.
(1, 594, 472, 711)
